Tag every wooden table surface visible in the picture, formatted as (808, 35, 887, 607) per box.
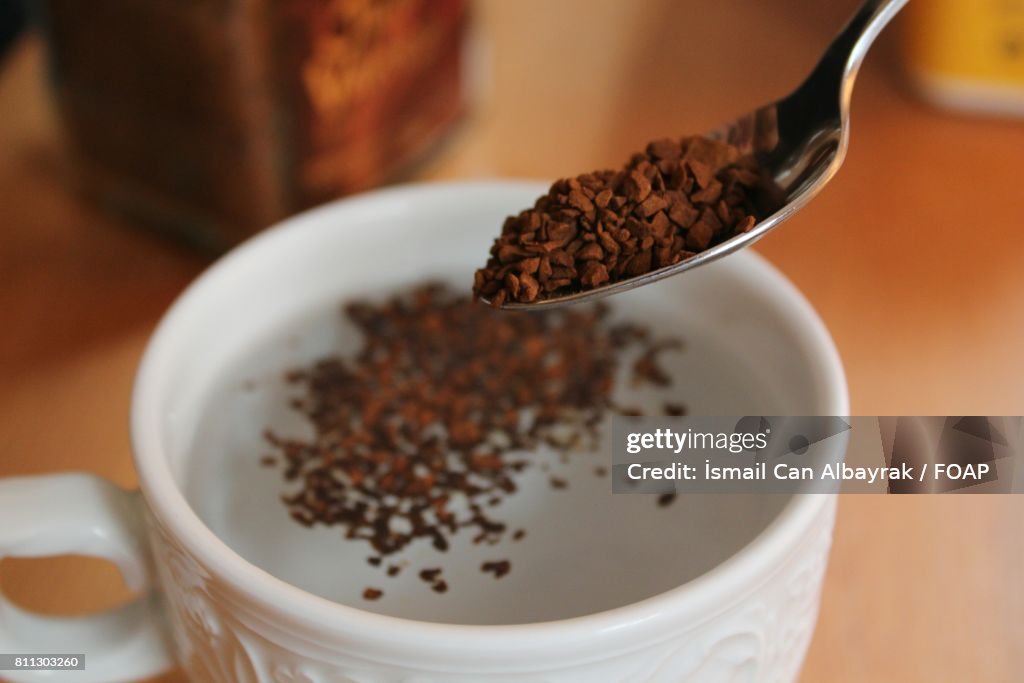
(2, 1, 1022, 681)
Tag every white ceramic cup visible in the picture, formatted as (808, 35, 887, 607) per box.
(0, 181, 848, 683)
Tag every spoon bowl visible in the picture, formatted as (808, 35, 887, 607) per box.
(490, 0, 908, 310)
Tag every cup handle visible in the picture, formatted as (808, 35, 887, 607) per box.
(0, 473, 175, 682)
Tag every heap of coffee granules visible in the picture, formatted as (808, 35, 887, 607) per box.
(473, 135, 776, 305)
(262, 283, 683, 596)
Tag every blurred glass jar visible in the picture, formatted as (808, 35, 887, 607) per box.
(904, 0, 1024, 117)
(38, 0, 469, 250)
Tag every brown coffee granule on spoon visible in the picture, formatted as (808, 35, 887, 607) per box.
(473, 135, 774, 305)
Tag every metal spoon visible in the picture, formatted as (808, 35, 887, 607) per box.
(488, 0, 908, 310)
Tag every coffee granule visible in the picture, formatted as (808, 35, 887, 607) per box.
(657, 493, 677, 508)
(481, 560, 511, 579)
(417, 567, 448, 593)
(419, 568, 443, 583)
(263, 283, 685, 588)
(473, 135, 776, 305)
(633, 340, 684, 388)
(664, 403, 688, 417)
(362, 587, 383, 601)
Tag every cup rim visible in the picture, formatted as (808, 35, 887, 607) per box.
(131, 179, 849, 654)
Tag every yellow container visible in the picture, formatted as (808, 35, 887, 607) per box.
(904, 0, 1024, 116)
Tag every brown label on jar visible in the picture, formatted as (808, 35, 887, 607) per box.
(273, 0, 467, 207)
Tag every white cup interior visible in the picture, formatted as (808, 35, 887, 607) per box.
(137, 181, 845, 625)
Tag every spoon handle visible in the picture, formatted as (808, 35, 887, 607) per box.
(840, 0, 910, 82)
(791, 0, 909, 111)
(811, 0, 908, 88)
